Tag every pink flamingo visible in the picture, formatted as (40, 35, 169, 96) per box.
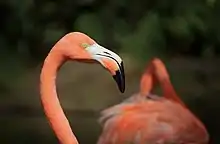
(40, 32, 125, 144)
(98, 58, 209, 144)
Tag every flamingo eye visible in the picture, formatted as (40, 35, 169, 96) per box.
(81, 43, 90, 49)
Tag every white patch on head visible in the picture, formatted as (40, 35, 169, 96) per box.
(85, 43, 122, 65)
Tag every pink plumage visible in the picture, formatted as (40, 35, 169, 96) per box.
(98, 58, 209, 144)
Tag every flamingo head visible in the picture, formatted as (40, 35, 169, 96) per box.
(62, 32, 125, 93)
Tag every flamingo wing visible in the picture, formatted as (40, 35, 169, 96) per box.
(98, 95, 208, 144)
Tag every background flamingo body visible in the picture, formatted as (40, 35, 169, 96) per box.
(98, 58, 209, 144)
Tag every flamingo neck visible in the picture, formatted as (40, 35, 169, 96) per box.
(139, 59, 186, 107)
(40, 50, 79, 144)
(139, 66, 154, 96)
(159, 79, 186, 107)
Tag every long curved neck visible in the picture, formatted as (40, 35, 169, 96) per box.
(158, 77, 186, 107)
(40, 50, 79, 144)
(140, 59, 186, 107)
(140, 64, 154, 96)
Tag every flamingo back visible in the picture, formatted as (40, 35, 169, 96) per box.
(97, 94, 209, 144)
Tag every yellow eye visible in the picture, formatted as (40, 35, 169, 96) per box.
(81, 43, 90, 48)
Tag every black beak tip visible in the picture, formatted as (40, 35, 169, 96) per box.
(113, 74, 125, 93)
(120, 86, 125, 93)
(113, 62, 125, 93)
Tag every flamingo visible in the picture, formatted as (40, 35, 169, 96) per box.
(40, 32, 125, 144)
(98, 58, 209, 144)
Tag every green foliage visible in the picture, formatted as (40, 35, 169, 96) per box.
(43, 24, 66, 44)
(1, 0, 220, 65)
(207, 0, 216, 7)
(117, 12, 165, 62)
(74, 13, 104, 43)
(113, 19, 131, 36)
(166, 17, 192, 38)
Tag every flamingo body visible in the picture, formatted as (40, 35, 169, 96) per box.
(98, 94, 208, 144)
(98, 58, 209, 144)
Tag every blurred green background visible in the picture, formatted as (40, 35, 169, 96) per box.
(1, 0, 220, 143)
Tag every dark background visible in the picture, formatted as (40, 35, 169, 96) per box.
(1, 0, 220, 143)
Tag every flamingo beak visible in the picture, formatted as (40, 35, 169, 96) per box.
(85, 43, 125, 93)
(111, 61, 125, 93)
